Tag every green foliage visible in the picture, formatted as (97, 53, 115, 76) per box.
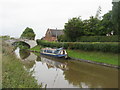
(2, 41, 41, 88)
(13, 41, 30, 49)
(64, 17, 84, 41)
(36, 40, 119, 53)
(63, 10, 117, 42)
(0, 35, 10, 40)
(30, 45, 42, 52)
(58, 35, 71, 42)
(99, 11, 114, 35)
(67, 50, 118, 65)
(76, 35, 119, 42)
(20, 27, 36, 40)
(83, 16, 101, 36)
(112, 1, 120, 35)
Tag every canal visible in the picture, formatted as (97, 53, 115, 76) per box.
(14, 47, 118, 88)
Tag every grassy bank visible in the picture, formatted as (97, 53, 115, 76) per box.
(30, 45, 42, 52)
(2, 41, 41, 88)
(67, 49, 119, 66)
(31, 45, 119, 66)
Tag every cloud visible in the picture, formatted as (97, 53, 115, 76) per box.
(0, 0, 112, 39)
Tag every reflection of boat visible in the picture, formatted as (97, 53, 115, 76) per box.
(40, 47, 68, 58)
(41, 56, 68, 70)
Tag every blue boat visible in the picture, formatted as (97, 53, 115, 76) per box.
(40, 47, 68, 58)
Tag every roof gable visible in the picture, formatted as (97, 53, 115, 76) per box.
(47, 29, 64, 37)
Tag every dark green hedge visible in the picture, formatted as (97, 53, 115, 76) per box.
(36, 40, 119, 53)
(77, 35, 119, 42)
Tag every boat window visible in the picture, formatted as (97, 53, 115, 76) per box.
(44, 50, 47, 52)
(60, 51, 63, 54)
(47, 50, 52, 53)
(54, 50, 60, 54)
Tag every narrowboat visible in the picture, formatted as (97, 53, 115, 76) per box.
(40, 47, 68, 58)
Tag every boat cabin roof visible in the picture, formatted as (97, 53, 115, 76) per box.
(42, 48, 55, 50)
(42, 47, 65, 51)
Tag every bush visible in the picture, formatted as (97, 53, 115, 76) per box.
(20, 27, 36, 40)
(77, 35, 119, 42)
(36, 40, 119, 53)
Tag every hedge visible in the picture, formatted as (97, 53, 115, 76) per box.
(36, 40, 120, 53)
(76, 35, 119, 42)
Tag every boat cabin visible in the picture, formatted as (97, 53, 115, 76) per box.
(41, 48, 67, 55)
(40, 47, 68, 58)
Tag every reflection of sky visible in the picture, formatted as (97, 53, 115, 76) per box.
(31, 61, 78, 88)
(14, 47, 21, 59)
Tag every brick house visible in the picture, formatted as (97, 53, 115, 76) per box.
(42, 28, 64, 42)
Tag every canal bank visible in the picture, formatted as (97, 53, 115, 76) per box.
(67, 49, 119, 69)
(15, 46, 118, 88)
(3, 39, 119, 88)
(2, 41, 42, 88)
(29, 45, 119, 69)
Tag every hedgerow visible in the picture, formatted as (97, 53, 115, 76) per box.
(36, 40, 119, 53)
(76, 35, 119, 42)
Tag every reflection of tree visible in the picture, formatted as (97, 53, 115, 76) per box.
(63, 61, 118, 88)
(13, 41, 30, 49)
(19, 49, 35, 70)
(19, 49, 30, 59)
(36, 56, 41, 61)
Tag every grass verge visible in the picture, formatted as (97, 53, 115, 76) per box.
(30, 45, 42, 52)
(67, 49, 119, 66)
(2, 41, 41, 88)
(30, 45, 119, 66)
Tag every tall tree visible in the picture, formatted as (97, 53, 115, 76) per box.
(98, 11, 114, 35)
(112, 1, 120, 35)
(64, 17, 84, 41)
(83, 16, 100, 36)
(20, 27, 36, 40)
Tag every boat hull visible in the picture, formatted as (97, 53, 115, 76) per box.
(40, 52, 67, 58)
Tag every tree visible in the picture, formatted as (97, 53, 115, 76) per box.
(58, 34, 70, 42)
(112, 1, 120, 35)
(64, 17, 84, 41)
(83, 16, 100, 36)
(98, 11, 114, 35)
(20, 27, 36, 40)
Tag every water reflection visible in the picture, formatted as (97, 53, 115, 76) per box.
(36, 56, 41, 61)
(19, 49, 30, 59)
(41, 57, 68, 70)
(64, 61, 118, 88)
(15, 48, 36, 70)
(14, 48, 118, 88)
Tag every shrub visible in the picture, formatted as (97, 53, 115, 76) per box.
(20, 27, 36, 40)
(77, 35, 119, 42)
(36, 40, 119, 53)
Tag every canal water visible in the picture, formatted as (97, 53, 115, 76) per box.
(14, 47, 118, 88)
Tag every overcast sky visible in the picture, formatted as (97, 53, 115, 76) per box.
(0, 0, 112, 39)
